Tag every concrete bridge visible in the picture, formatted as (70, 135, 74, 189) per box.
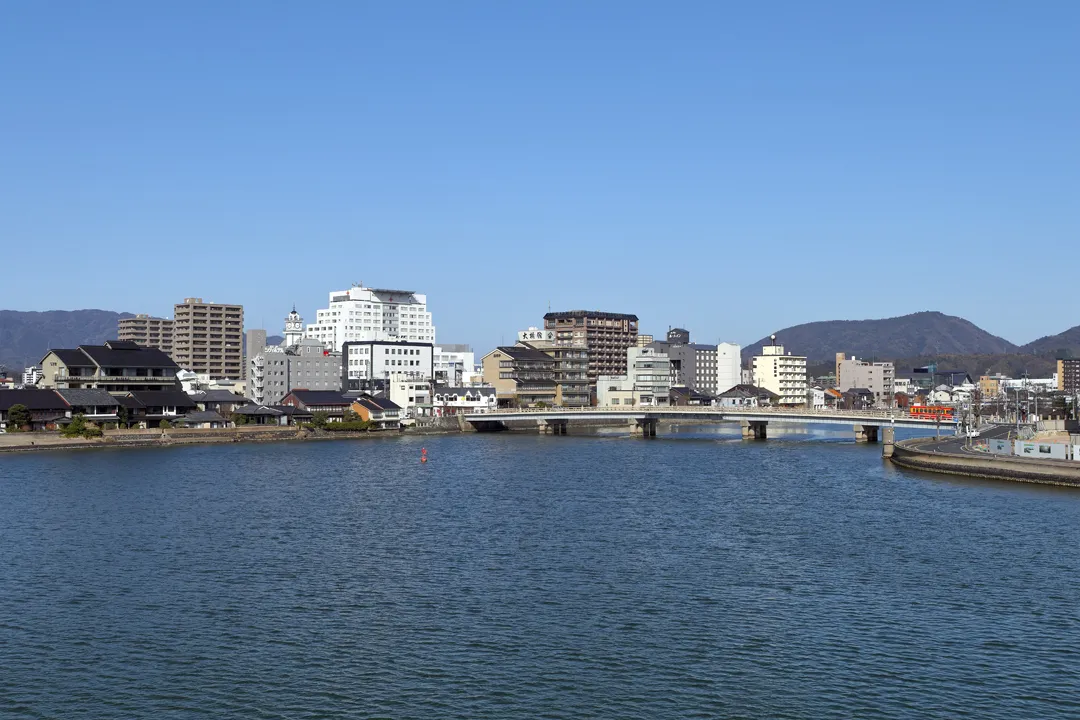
(465, 406, 958, 447)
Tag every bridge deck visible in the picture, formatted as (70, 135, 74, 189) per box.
(466, 407, 957, 428)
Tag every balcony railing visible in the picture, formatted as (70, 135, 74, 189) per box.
(60, 375, 175, 383)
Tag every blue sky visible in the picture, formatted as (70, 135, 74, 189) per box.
(2, 2, 1077, 351)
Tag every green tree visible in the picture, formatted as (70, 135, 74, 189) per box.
(311, 411, 329, 428)
(62, 414, 87, 438)
(342, 408, 360, 423)
(117, 405, 130, 429)
(159, 419, 173, 430)
(231, 412, 249, 426)
(7, 404, 32, 431)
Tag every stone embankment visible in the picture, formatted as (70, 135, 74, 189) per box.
(891, 438, 1080, 488)
(0, 426, 398, 453)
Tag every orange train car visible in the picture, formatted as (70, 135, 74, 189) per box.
(909, 405, 954, 421)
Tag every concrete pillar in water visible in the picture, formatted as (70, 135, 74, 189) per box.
(882, 426, 895, 458)
(742, 420, 767, 440)
(854, 424, 880, 443)
(633, 419, 657, 438)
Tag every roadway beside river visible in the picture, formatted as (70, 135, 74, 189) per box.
(890, 426, 1080, 488)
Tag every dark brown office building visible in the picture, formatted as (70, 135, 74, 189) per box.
(543, 310, 638, 383)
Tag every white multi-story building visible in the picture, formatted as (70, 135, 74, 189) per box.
(434, 344, 477, 386)
(751, 337, 807, 406)
(716, 342, 741, 395)
(22, 366, 43, 387)
(598, 346, 672, 406)
(342, 340, 434, 391)
(388, 373, 433, 417)
(307, 284, 434, 351)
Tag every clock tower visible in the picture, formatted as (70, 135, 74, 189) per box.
(284, 306, 304, 347)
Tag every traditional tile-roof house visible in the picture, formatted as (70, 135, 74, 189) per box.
(175, 410, 229, 429)
(231, 404, 287, 426)
(188, 390, 251, 416)
(54, 389, 121, 424)
(126, 390, 197, 427)
(0, 389, 71, 431)
(40, 341, 181, 393)
(714, 384, 780, 408)
(351, 395, 403, 430)
(669, 385, 714, 407)
(281, 390, 353, 421)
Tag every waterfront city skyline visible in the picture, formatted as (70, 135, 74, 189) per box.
(2, 2, 1078, 353)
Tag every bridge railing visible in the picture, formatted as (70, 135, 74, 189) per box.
(481, 406, 955, 422)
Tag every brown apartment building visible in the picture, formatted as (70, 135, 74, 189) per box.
(543, 310, 638, 383)
(1059, 358, 1080, 394)
(172, 298, 244, 380)
(118, 314, 174, 355)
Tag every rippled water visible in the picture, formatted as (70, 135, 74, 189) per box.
(2, 429, 1080, 718)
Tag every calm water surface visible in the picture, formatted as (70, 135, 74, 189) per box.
(2, 428, 1079, 718)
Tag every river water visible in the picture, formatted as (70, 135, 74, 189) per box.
(2, 427, 1079, 718)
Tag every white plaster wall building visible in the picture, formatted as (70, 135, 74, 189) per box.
(751, 339, 807, 406)
(434, 344, 477, 386)
(307, 284, 434, 351)
(432, 387, 497, 416)
(716, 342, 742, 395)
(598, 346, 672, 407)
(342, 340, 434, 391)
(388, 374, 433, 417)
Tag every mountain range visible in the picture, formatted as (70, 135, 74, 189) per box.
(0, 310, 282, 374)
(0, 308, 1075, 380)
(0, 310, 134, 373)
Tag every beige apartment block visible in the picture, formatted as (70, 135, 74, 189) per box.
(172, 298, 244, 380)
(118, 314, 174, 354)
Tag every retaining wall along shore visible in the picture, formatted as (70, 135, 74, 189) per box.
(891, 439, 1080, 488)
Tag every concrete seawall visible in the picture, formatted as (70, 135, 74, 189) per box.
(891, 439, 1080, 488)
(0, 426, 394, 453)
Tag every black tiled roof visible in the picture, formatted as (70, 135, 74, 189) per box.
(0, 389, 69, 411)
(54, 389, 120, 407)
(189, 390, 249, 404)
(128, 390, 197, 408)
(79, 345, 179, 370)
(497, 345, 554, 362)
(177, 411, 228, 424)
(48, 349, 95, 368)
(354, 396, 401, 413)
(233, 404, 284, 416)
(286, 390, 352, 406)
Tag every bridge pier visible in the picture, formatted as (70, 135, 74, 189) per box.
(631, 418, 657, 438)
(882, 426, 895, 458)
(854, 424, 880, 443)
(539, 420, 568, 435)
(741, 420, 767, 440)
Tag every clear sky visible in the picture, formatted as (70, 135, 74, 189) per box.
(2, 2, 1077, 352)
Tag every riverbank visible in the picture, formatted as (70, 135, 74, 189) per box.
(890, 438, 1080, 488)
(0, 425, 439, 453)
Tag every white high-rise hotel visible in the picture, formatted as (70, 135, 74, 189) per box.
(307, 284, 435, 351)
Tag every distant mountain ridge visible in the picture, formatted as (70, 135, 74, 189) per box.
(742, 311, 1019, 364)
(1021, 325, 1080, 359)
(0, 310, 134, 373)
